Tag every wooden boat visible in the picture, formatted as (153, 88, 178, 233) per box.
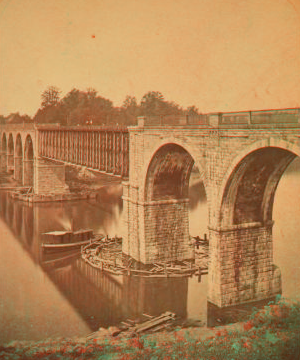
(41, 229, 104, 254)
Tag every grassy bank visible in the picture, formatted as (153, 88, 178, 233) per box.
(1, 297, 299, 359)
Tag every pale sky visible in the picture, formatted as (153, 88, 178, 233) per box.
(0, 0, 299, 117)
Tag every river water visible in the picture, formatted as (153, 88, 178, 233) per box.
(0, 159, 299, 344)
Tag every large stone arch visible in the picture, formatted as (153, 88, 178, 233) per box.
(23, 134, 34, 186)
(217, 138, 300, 227)
(208, 138, 300, 308)
(7, 133, 14, 171)
(14, 133, 23, 183)
(1, 132, 7, 172)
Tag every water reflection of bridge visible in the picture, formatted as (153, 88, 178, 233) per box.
(0, 191, 188, 330)
(47, 259, 188, 330)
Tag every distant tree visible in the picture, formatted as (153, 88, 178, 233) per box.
(140, 91, 183, 117)
(122, 95, 138, 109)
(6, 112, 32, 124)
(186, 106, 200, 116)
(41, 86, 61, 108)
(120, 95, 138, 125)
(140, 91, 165, 116)
(86, 88, 98, 101)
(0, 115, 5, 124)
(33, 105, 65, 124)
(60, 88, 113, 125)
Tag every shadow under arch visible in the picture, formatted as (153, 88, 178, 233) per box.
(1, 132, 7, 172)
(220, 146, 298, 227)
(145, 143, 195, 201)
(7, 133, 14, 170)
(15, 134, 23, 184)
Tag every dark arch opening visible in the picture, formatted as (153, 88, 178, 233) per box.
(145, 144, 195, 201)
(24, 135, 34, 160)
(221, 147, 296, 226)
(23, 135, 34, 186)
(2, 133, 7, 151)
(15, 134, 23, 157)
(8, 134, 14, 154)
(15, 134, 23, 183)
(7, 133, 14, 170)
(1, 133, 7, 172)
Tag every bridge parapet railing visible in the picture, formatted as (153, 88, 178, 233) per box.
(137, 115, 208, 127)
(0, 122, 36, 132)
(209, 108, 300, 127)
(137, 108, 300, 128)
(36, 124, 129, 133)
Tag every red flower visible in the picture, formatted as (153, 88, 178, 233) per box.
(243, 341, 251, 349)
(243, 320, 254, 331)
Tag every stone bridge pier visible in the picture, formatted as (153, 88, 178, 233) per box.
(123, 111, 300, 308)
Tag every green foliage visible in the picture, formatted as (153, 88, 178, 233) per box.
(32, 87, 201, 126)
(0, 112, 32, 124)
(0, 298, 299, 359)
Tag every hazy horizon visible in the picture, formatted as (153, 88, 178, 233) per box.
(1, 0, 300, 117)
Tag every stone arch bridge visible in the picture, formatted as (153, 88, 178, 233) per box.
(122, 108, 300, 308)
(0, 124, 129, 194)
(1, 108, 299, 308)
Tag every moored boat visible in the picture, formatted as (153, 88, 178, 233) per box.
(41, 229, 104, 254)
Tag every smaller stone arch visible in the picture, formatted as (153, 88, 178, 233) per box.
(23, 135, 34, 186)
(144, 143, 195, 202)
(1, 133, 7, 172)
(140, 137, 209, 201)
(7, 133, 14, 170)
(14, 134, 23, 184)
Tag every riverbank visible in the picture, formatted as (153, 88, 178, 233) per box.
(1, 297, 299, 359)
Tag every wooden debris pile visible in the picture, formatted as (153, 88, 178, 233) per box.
(86, 312, 177, 340)
(123, 311, 176, 336)
(82, 235, 209, 278)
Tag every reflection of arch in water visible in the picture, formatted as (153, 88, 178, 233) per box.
(122, 276, 188, 320)
(0, 191, 7, 218)
(14, 202, 23, 237)
(45, 258, 190, 331)
(7, 199, 14, 227)
(24, 206, 34, 247)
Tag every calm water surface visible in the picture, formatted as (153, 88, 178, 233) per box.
(0, 159, 299, 344)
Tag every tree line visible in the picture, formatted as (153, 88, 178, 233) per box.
(1, 86, 202, 126)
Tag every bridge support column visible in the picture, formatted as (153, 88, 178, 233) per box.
(14, 155, 23, 183)
(23, 159, 34, 186)
(208, 222, 281, 308)
(0, 151, 7, 172)
(7, 153, 14, 172)
(122, 182, 193, 264)
(34, 159, 68, 195)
